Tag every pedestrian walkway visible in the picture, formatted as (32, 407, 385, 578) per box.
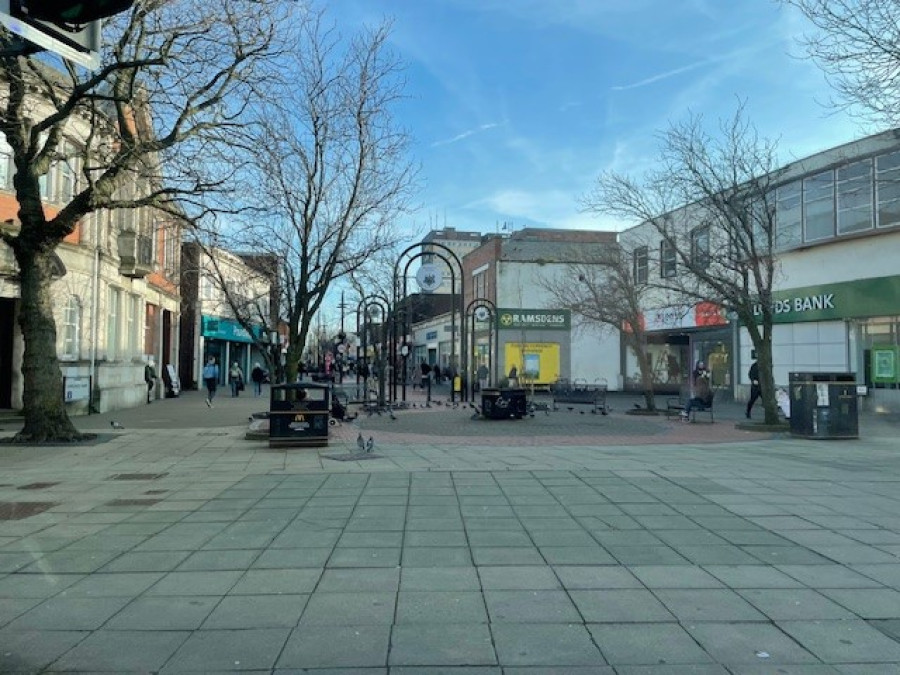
(0, 387, 899, 672)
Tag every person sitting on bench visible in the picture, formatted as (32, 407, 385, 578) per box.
(680, 374, 713, 421)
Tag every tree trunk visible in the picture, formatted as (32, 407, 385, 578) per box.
(755, 334, 780, 425)
(630, 337, 657, 411)
(14, 247, 85, 442)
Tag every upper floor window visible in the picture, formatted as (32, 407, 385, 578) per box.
(690, 226, 710, 269)
(107, 287, 121, 360)
(775, 182, 802, 250)
(803, 170, 835, 241)
(659, 239, 676, 278)
(836, 159, 873, 235)
(633, 246, 648, 284)
(876, 151, 900, 229)
(0, 138, 12, 190)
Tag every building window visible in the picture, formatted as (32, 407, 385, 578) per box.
(107, 287, 121, 360)
(803, 170, 835, 242)
(0, 138, 12, 190)
(776, 181, 802, 249)
(659, 240, 676, 278)
(61, 295, 81, 360)
(691, 226, 710, 269)
(124, 294, 140, 356)
(876, 150, 900, 229)
(633, 246, 648, 283)
(837, 159, 873, 235)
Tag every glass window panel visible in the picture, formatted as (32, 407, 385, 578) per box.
(803, 171, 834, 241)
(837, 160, 873, 235)
(660, 240, 676, 278)
(776, 182, 802, 249)
(876, 153, 900, 228)
(876, 151, 900, 173)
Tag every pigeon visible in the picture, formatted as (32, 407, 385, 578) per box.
(357, 432, 365, 452)
(110, 421, 125, 430)
(365, 436, 374, 453)
(389, 410, 397, 421)
(633, 403, 642, 410)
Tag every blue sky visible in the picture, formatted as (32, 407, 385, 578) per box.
(330, 0, 877, 235)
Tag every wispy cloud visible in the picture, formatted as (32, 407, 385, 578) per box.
(611, 59, 712, 91)
(431, 121, 504, 147)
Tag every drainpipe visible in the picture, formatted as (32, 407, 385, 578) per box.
(88, 212, 101, 413)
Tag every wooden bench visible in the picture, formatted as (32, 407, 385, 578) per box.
(666, 393, 714, 423)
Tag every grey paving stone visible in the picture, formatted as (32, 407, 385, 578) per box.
(612, 664, 728, 675)
(777, 564, 887, 589)
(463, 518, 523, 531)
(0, 573, 83, 598)
(539, 546, 618, 565)
(812, 546, 900, 565)
(704, 565, 806, 588)
(484, 590, 580, 623)
(479, 565, 559, 590)
(104, 596, 219, 630)
(229, 568, 321, 595)
(467, 530, 533, 547)
(390, 622, 496, 666)
(628, 565, 724, 589)
(777, 620, 900, 663)
(300, 591, 396, 625)
(99, 549, 190, 572)
(5, 595, 130, 630)
(0, 629, 87, 672)
(818, 588, 900, 619)
(724, 665, 841, 674)
(528, 530, 598, 547)
(654, 589, 767, 622)
(737, 588, 858, 620)
(202, 594, 307, 628)
(403, 547, 473, 567)
(162, 628, 290, 671)
(491, 623, 605, 666)
(252, 547, 332, 568)
(278, 625, 391, 668)
(587, 622, 714, 665)
(685, 621, 819, 664)
(327, 547, 401, 567)
(742, 546, 834, 565)
(0, 598, 42, 627)
(50, 629, 189, 672)
(407, 518, 465, 531)
(851, 564, 900, 588)
(18, 550, 119, 574)
(553, 565, 643, 589)
(605, 545, 691, 566)
(503, 667, 615, 675)
(176, 549, 261, 571)
(569, 589, 674, 623)
(673, 545, 764, 565)
(317, 567, 400, 592)
(57, 572, 163, 597)
(471, 547, 544, 566)
(405, 530, 468, 547)
(396, 591, 488, 623)
(145, 569, 243, 595)
(401, 567, 480, 591)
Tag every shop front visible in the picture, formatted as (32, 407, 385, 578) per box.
(200, 315, 266, 385)
(626, 302, 731, 396)
(496, 308, 571, 386)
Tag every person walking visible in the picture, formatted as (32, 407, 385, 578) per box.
(432, 364, 442, 384)
(250, 362, 266, 397)
(144, 358, 157, 404)
(477, 363, 489, 392)
(746, 357, 761, 419)
(202, 356, 219, 407)
(229, 361, 244, 397)
(419, 361, 430, 389)
(508, 365, 519, 387)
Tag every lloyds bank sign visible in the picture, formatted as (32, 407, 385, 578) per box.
(753, 275, 900, 323)
(497, 308, 571, 331)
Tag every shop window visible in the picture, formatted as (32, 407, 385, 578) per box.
(107, 287, 121, 360)
(776, 181, 802, 249)
(660, 240, 676, 278)
(876, 151, 900, 229)
(803, 170, 835, 242)
(690, 226, 710, 269)
(836, 159, 873, 235)
(633, 246, 648, 284)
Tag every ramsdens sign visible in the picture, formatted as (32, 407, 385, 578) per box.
(497, 309, 571, 331)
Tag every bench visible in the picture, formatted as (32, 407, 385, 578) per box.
(666, 393, 714, 423)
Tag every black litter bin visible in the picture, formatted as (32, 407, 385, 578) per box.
(788, 372, 859, 439)
(481, 388, 527, 419)
(269, 383, 330, 448)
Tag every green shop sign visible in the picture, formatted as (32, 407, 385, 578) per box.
(201, 316, 263, 343)
(497, 308, 571, 331)
(871, 345, 899, 384)
(753, 275, 900, 324)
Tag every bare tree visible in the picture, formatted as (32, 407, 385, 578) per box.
(586, 106, 785, 425)
(541, 245, 659, 411)
(206, 14, 416, 383)
(782, 0, 900, 125)
(0, 0, 289, 442)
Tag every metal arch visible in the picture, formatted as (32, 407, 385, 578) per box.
(357, 295, 391, 407)
(465, 298, 497, 401)
(392, 241, 467, 402)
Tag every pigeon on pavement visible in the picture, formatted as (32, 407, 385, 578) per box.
(110, 421, 125, 430)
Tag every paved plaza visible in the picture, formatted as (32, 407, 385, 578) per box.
(0, 389, 899, 672)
